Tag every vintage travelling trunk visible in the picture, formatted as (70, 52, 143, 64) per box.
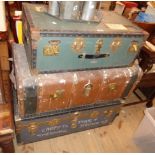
(14, 91, 121, 144)
(22, 3, 148, 73)
(12, 43, 142, 117)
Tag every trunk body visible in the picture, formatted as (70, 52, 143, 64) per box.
(22, 3, 148, 73)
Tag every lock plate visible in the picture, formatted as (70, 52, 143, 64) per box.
(111, 38, 121, 52)
(72, 37, 85, 52)
(28, 122, 38, 135)
(108, 83, 117, 92)
(95, 39, 103, 54)
(90, 111, 99, 119)
(128, 41, 139, 52)
(43, 40, 61, 56)
(83, 83, 93, 97)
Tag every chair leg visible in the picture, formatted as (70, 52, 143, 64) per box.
(146, 100, 153, 108)
(146, 89, 155, 108)
(0, 139, 15, 153)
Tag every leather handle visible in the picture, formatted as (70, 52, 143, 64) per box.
(78, 53, 110, 59)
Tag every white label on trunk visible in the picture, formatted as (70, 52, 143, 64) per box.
(106, 24, 128, 30)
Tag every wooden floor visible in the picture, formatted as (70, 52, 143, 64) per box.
(14, 96, 155, 153)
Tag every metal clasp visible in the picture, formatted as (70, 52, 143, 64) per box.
(111, 38, 121, 52)
(104, 110, 113, 117)
(47, 119, 60, 126)
(108, 83, 117, 92)
(72, 37, 85, 52)
(95, 39, 103, 54)
(128, 41, 139, 52)
(83, 83, 93, 97)
(43, 40, 61, 56)
(90, 111, 99, 119)
(28, 122, 38, 135)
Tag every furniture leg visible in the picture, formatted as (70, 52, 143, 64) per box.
(0, 139, 15, 153)
(146, 89, 155, 108)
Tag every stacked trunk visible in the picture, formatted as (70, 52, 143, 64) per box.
(12, 3, 148, 144)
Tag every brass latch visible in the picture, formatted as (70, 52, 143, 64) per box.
(128, 41, 139, 52)
(90, 111, 99, 119)
(71, 112, 80, 128)
(108, 83, 117, 92)
(72, 37, 85, 52)
(83, 83, 93, 97)
(95, 39, 103, 54)
(104, 110, 113, 117)
(111, 38, 121, 52)
(27, 122, 38, 135)
(47, 118, 60, 126)
(71, 119, 78, 129)
(43, 40, 61, 56)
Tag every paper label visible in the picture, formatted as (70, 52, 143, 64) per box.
(106, 24, 128, 30)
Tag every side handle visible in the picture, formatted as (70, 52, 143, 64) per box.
(78, 53, 110, 59)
